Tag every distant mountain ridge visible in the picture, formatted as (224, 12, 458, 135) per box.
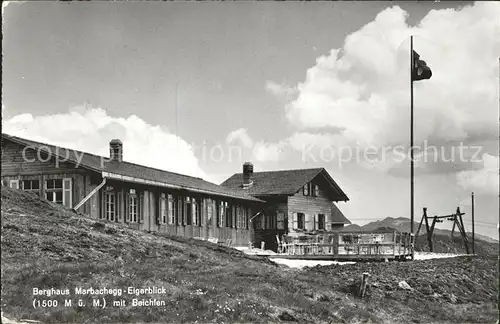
(343, 217, 498, 244)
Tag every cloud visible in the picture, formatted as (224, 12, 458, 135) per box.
(252, 140, 287, 162)
(265, 80, 297, 98)
(456, 153, 499, 196)
(226, 128, 254, 148)
(3, 105, 207, 179)
(225, 128, 292, 163)
(284, 2, 500, 149)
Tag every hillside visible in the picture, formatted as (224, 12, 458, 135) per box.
(343, 217, 498, 254)
(1, 187, 498, 323)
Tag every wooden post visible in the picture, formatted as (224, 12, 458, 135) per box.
(429, 216, 439, 252)
(261, 241, 265, 251)
(424, 211, 432, 252)
(451, 213, 456, 238)
(359, 272, 370, 298)
(456, 208, 470, 254)
(415, 207, 426, 237)
(471, 192, 475, 255)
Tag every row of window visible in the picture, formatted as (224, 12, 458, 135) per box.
(8, 178, 72, 208)
(254, 212, 326, 231)
(295, 213, 326, 230)
(101, 186, 251, 229)
(303, 183, 320, 197)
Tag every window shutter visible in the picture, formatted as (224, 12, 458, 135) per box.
(168, 195, 173, 225)
(62, 178, 72, 208)
(117, 190, 123, 222)
(209, 199, 214, 226)
(217, 201, 220, 228)
(192, 200, 197, 226)
(139, 193, 144, 224)
(221, 202, 224, 228)
(206, 199, 211, 226)
(217, 202, 221, 228)
(158, 194, 162, 225)
(125, 192, 130, 223)
(176, 196, 182, 226)
(166, 195, 170, 225)
(236, 206, 240, 229)
(232, 205, 236, 229)
(183, 197, 187, 226)
(183, 198, 187, 226)
(100, 189, 105, 220)
(220, 202, 225, 228)
(156, 194, 161, 225)
(201, 199, 206, 226)
(293, 213, 297, 229)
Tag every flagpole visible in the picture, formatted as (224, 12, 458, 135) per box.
(471, 191, 475, 255)
(410, 35, 415, 237)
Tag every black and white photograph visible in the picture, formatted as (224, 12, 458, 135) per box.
(1, 1, 499, 323)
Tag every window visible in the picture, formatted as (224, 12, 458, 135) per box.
(314, 184, 319, 197)
(269, 214, 276, 229)
(23, 180, 40, 195)
(225, 202, 232, 228)
(128, 189, 138, 223)
(254, 214, 263, 230)
(317, 214, 325, 230)
(218, 201, 225, 228)
(105, 187, 116, 222)
(277, 212, 285, 229)
(168, 194, 175, 225)
(244, 207, 250, 230)
(214, 200, 218, 227)
(176, 195, 182, 225)
(236, 206, 241, 228)
(9, 179, 19, 189)
(160, 193, 167, 224)
(296, 213, 305, 230)
(192, 198, 201, 226)
(45, 179, 63, 205)
(303, 183, 309, 196)
(186, 197, 192, 226)
(196, 199, 201, 226)
(207, 199, 213, 226)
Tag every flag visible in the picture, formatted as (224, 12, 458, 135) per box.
(411, 50, 432, 81)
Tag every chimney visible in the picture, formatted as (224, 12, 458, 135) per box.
(109, 139, 123, 162)
(242, 162, 253, 188)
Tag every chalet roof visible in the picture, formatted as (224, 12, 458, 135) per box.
(221, 168, 349, 201)
(2, 134, 263, 203)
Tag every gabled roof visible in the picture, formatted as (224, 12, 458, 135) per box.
(2, 134, 263, 203)
(221, 167, 349, 201)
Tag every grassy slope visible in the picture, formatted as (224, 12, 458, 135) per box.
(414, 233, 499, 255)
(1, 187, 498, 324)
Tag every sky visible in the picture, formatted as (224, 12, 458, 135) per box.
(2, 1, 499, 239)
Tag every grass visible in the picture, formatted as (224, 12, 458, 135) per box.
(1, 186, 498, 323)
